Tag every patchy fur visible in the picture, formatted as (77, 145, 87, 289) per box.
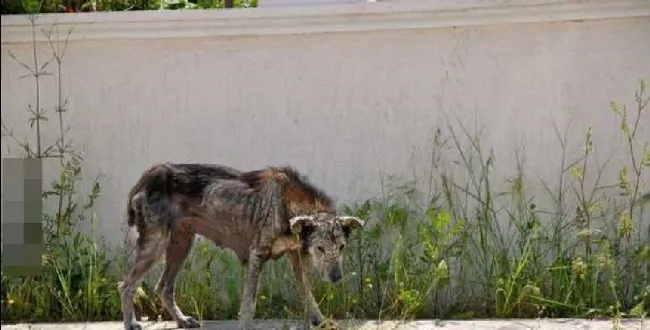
(118, 163, 364, 330)
(240, 167, 336, 216)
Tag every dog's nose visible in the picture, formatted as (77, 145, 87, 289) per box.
(330, 268, 342, 283)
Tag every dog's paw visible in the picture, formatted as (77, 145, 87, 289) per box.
(177, 316, 201, 328)
(310, 316, 323, 327)
(314, 319, 340, 330)
(128, 323, 143, 330)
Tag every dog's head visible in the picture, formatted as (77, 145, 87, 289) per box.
(289, 213, 364, 283)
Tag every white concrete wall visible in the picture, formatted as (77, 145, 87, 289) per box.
(2, 0, 650, 245)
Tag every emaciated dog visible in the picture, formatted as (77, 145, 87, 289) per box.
(118, 163, 365, 330)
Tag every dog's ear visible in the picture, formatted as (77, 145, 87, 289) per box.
(289, 215, 315, 235)
(338, 216, 365, 237)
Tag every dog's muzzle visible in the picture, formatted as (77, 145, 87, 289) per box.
(329, 266, 343, 283)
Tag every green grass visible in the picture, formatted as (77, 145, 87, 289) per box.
(1, 11, 649, 327)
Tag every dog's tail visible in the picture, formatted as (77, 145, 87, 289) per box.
(126, 164, 174, 231)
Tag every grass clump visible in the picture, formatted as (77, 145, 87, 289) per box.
(1, 14, 120, 322)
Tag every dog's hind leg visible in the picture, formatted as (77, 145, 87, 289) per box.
(119, 228, 167, 330)
(155, 220, 200, 329)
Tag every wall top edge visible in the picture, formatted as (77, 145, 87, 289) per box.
(1, 0, 649, 43)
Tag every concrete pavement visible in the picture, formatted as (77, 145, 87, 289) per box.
(1, 319, 648, 330)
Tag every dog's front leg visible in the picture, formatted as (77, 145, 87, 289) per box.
(288, 251, 326, 328)
(238, 249, 267, 330)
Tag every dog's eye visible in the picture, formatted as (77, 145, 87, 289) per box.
(317, 246, 325, 253)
